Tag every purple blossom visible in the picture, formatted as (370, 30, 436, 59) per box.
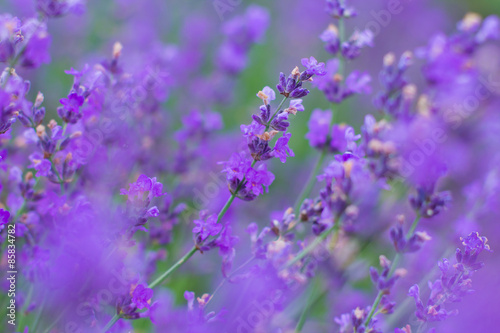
(120, 174, 166, 202)
(301, 56, 327, 76)
(341, 29, 374, 60)
(192, 211, 222, 242)
(18, 19, 51, 69)
(325, 0, 357, 19)
(0, 14, 21, 63)
(320, 24, 340, 55)
(306, 109, 332, 149)
(0, 208, 10, 230)
(36, 0, 86, 18)
(131, 284, 154, 309)
(408, 232, 491, 323)
(273, 132, 294, 163)
(28, 153, 52, 177)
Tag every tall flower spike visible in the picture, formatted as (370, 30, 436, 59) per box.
(408, 232, 491, 323)
(221, 59, 325, 201)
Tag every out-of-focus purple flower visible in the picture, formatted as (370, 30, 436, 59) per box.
(320, 24, 340, 55)
(217, 5, 270, 74)
(146, 206, 160, 217)
(330, 124, 359, 153)
(335, 306, 381, 333)
(35, 0, 86, 18)
(374, 52, 414, 118)
(409, 185, 452, 218)
(325, 0, 357, 19)
(0, 208, 10, 230)
(408, 232, 491, 323)
(390, 218, 432, 253)
(306, 109, 332, 149)
(28, 153, 52, 177)
(301, 56, 327, 76)
(475, 15, 500, 43)
(341, 29, 374, 60)
(0, 14, 22, 64)
(369, 255, 406, 293)
(247, 222, 271, 259)
(216, 225, 239, 277)
(18, 19, 51, 69)
(57, 92, 85, 124)
(313, 59, 371, 104)
(120, 174, 166, 203)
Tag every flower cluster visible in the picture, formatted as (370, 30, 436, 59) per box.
(220, 58, 326, 201)
(408, 232, 491, 323)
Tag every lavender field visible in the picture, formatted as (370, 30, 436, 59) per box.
(1, 0, 499, 332)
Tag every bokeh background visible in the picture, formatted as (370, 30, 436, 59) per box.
(1, 0, 499, 332)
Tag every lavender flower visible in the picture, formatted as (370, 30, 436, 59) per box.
(35, 0, 86, 17)
(408, 232, 491, 323)
(192, 210, 222, 243)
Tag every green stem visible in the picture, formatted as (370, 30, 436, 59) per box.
(284, 222, 340, 269)
(49, 156, 65, 194)
(148, 246, 198, 289)
(102, 314, 120, 332)
(363, 214, 421, 326)
(206, 255, 255, 307)
(42, 308, 67, 333)
(292, 148, 327, 218)
(147, 182, 246, 289)
(31, 296, 46, 333)
(16, 284, 33, 331)
(295, 281, 318, 332)
(265, 96, 288, 132)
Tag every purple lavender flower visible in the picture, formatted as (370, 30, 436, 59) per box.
(120, 174, 165, 203)
(0, 15, 22, 63)
(117, 284, 154, 319)
(341, 29, 374, 60)
(325, 0, 357, 19)
(272, 132, 294, 163)
(408, 232, 491, 323)
(35, 0, 86, 18)
(216, 225, 239, 277)
(313, 59, 371, 104)
(301, 56, 327, 76)
(131, 284, 154, 309)
(0, 208, 10, 230)
(373, 52, 414, 118)
(57, 92, 85, 124)
(305, 109, 332, 149)
(369, 255, 406, 293)
(217, 5, 270, 74)
(17, 19, 51, 69)
(28, 153, 52, 177)
(192, 210, 222, 243)
(390, 219, 432, 253)
(409, 185, 452, 218)
(335, 306, 381, 333)
(320, 24, 341, 55)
